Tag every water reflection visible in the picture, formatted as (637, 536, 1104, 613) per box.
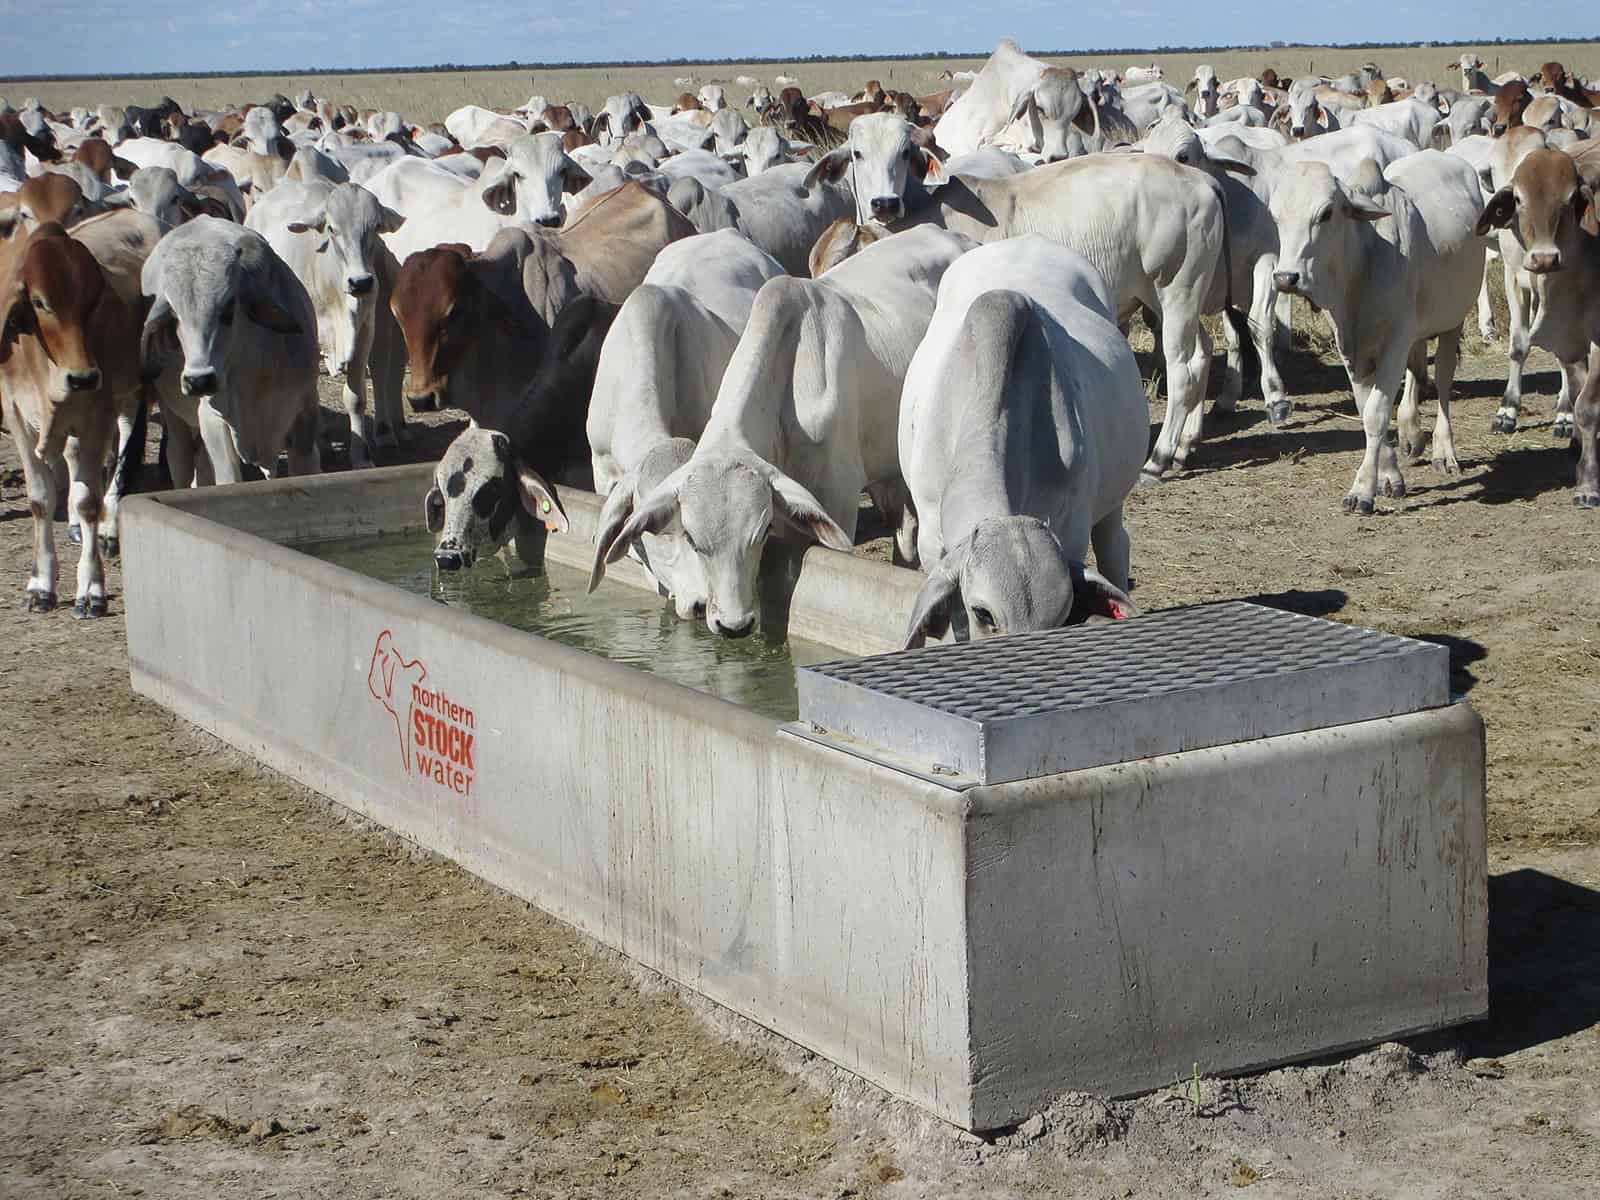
(299, 532, 839, 721)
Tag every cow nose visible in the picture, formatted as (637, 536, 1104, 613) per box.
(534, 213, 562, 228)
(1527, 250, 1563, 273)
(712, 615, 754, 639)
(346, 273, 375, 296)
(65, 369, 101, 392)
(869, 196, 901, 220)
(1491, 123, 1507, 137)
(1273, 271, 1301, 293)
(434, 548, 464, 571)
(181, 369, 218, 396)
(408, 391, 438, 412)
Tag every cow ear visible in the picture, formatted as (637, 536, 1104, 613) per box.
(1475, 186, 1517, 234)
(560, 157, 592, 192)
(243, 293, 304, 334)
(916, 147, 948, 189)
(1, 282, 30, 354)
(1578, 183, 1598, 236)
(112, 155, 138, 181)
(1067, 562, 1138, 625)
(139, 292, 176, 380)
(377, 204, 405, 233)
(588, 473, 639, 592)
(802, 146, 851, 191)
(516, 467, 567, 533)
(1007, 89, 1035, 126)
(902, 556, 961, 649)
(1215, 157, 1256, 176)
(424, 485, 445, 533)
(593, 474, 684, 590)
(767, 468, 852, 551)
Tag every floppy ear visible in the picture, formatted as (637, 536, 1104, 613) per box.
(1067, 562, 1138, 624)
(802, 145, 851, 190)
(112, 155, 138, 181)
(1071, 92, 1101, 138)
(1185, 78, 1199, 95)
(1347, 194, 1390, 221)
(515, 466, 567, 533)
(1475, 186, 1516, 234)
(560, 155, 592, 192)
(1, 281, 30, 354)
(424, 484, 445, 533)
(914, 146, 947, 188)
(377, 203, 405, 233)
(766, 468, 852, 551)
(1577, 182, 1598, 236)
(592, 474, 684, 590)
(1007, 89, 1036, 126)
(589, 473, 640, 591)
(1215, 157, 1256, 176)
(902, 556, 961, 649)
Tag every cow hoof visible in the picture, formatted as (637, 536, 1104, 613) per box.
(1379, 477, 1407, 499)
(1136, 469, 1164, 489)
(1490, 411, 1518, 434)
(68, 523, 83, 546)
(1575, 491, 1600, 509)
(1432, 455, 1460, 476)
(22, 590, 57, 613)
(71, 596, 107, 620)
(1266, 399, 1291, 426)
(1342, 493, 1375, 515)
(1553, 416, 1575, 439)
(1398, 433, 1423, 460)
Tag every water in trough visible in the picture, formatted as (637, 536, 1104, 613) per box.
(300, 531, 841, 721)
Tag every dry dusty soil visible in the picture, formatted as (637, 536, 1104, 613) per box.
(3, 323, 1600, 1198)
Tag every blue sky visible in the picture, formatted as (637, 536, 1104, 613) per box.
(0, 2, 1590, 77)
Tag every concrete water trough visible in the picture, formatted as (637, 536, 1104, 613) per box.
(121, 463, 1488, 1132)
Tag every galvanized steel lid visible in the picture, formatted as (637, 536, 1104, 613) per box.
(793, 601, 1451, 785)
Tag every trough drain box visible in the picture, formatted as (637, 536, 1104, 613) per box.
(795, 601, 1449, 784)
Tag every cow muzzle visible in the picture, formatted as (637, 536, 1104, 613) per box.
(711, 614, 755, 639)
(181, 369, 219, 397)
(346, 273, 375, 296)
(533, 213, 563, 229)
(1273, 270, 1302, 294)
(408, 390, 440, 413)
(868, 196, 903, 223)
(1526, 250, 1563, 274)
(1491, 123, 1507, 137)
(65, 369, 102, 393)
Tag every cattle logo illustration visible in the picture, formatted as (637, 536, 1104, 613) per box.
(367, 631, 476, 800)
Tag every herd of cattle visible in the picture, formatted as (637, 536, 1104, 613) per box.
(3, 40, 1598, 644)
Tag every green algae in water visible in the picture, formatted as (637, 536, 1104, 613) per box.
(298, 531, 841, 722)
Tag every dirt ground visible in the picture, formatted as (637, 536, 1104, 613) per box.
(3, 323, 1600, 1197)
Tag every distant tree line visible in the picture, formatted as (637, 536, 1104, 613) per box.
(4, 35, 1596, 83)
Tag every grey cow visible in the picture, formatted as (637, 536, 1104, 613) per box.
(140, 217, 322, 485)
(246, 180, 407, 464)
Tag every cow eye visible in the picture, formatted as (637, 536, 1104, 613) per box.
(32, 296, 50, 313)
(972, 606, 996, 631)
(852, 150, 862, 161)
(1315, 207, 1333, 225)
(682, 528, 700, 554)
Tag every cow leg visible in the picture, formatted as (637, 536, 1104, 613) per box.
(10, 415, 60, 610)
(1553, 357, 1582, 439)
(1253, 257, 1289, 424)
(284, 398, 323, 477)
(1431, 327, 1462, 475)
(1574, 345, 1600, 507)
(1143, 314, 1212, 477)
(1475, 254, 1496, 341)
(342, 358, 375, 468)
(165, 417, 199, 489)
(1344, 347, 1409, 514)
(198, 401, 247, 485)
(1213, 303, 1244, 414)
(1089, 506, 1131, 593)
(1495, 264, 1532, 433)
(1273, 288, 1294, 352)
(373, 313, 408, 450)
(62, 434, 108, 618)
(1396, 340, 1428, 460)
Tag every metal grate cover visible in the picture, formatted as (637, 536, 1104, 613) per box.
(794, 601, 1450, 785)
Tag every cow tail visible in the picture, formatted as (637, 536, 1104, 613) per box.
(111, 382, 151, 504)
(1216, 177, 1260, 390)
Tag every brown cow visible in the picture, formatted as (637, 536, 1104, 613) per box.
(1492, 81, 1534, 135)
(561, 129, 593, 152)
(0, 174, 94, 239)
(71, 138, 137, 185)
(0, 220, 148, 615)
(672, 92, 702, 113)
(807, 217, 881, 277)
(391, 181, 691, 433)
(537, 104, 577, 133)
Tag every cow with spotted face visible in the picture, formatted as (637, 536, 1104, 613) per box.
(803, 113, 947, 228)
(424, 421, 568, 570)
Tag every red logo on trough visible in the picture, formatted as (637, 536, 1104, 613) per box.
(367, 630, 476, 801)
